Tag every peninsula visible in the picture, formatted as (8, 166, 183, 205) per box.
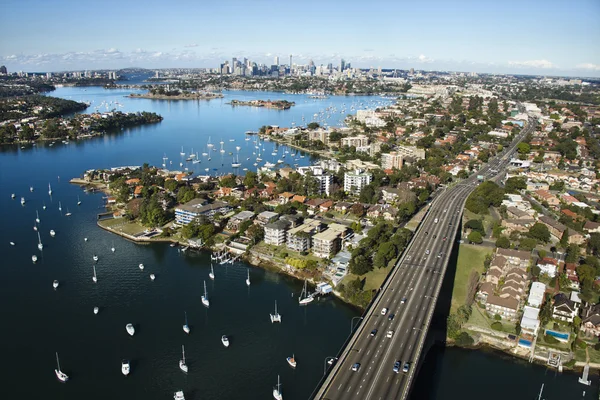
(128, 88, 223, 100)
(228, 99, 295, 110)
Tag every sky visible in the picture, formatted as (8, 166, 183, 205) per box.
(1, 0, 599, 77)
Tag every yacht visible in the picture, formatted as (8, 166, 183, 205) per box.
(209, 264, 215, 280)
(53, 280, 59, 289)
(183, 311, 190, 334)
(221, 335, 230, 347)
(179, 345, 188, 373)
(92, 265, 97, 283)
(54, 352, 69, 383)
(150, 273, 156, 281)
(121, 360, 131, 376)
(126, 323, 135, 336)
(273, 375, 283, 400)
(32, 255, 37, 263)
(93, 306, 99, 315)
(36, 210, 40, 224)
(299, 280, 314, 305)
(201, 281, 210, 308)
(246, 269, 251, 286)
(174, 391, 185, 400)
(21, 197, 25, 205)
(93, 255, 98, 262)
(50, 230, 56, 237)
(77, 196, 81, 206)
(48, 183, 52, 196)
(286, 354, 297, 369)
(139, 263, 144, 270)
(11, 193, 15, 199)
(270, 300, 281, 323)
(37, 232, 43, 251)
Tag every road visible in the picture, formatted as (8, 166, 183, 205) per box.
(314, 117, 536, 400)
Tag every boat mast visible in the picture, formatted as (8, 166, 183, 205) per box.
(56, 352, 61, 371)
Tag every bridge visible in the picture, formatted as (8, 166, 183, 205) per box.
(314, 118, 536, 400)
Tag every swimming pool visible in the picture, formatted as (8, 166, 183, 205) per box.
(518, 339, 532, 347)
(545, 330, 570, 341)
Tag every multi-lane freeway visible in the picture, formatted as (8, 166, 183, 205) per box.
(315, 117, 536, 400)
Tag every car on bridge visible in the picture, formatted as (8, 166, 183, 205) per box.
(370, 329, 378, 337)
(381, 307, 388, 315)
(402, 362, 410, 373)
(393, 361, 401, 373)
(352, 363, 361, 372)
(401, 297, 407, 304)
(388, 313, 395, 321)
(386, 330, 394, 338)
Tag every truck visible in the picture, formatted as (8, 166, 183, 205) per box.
(477, 175, 485, 182)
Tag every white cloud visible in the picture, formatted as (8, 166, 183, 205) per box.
(417, 54, 434, 63)
(508, 59, 554, 69)
(576, 63, 600, 71)
(184, 43, 198, 48)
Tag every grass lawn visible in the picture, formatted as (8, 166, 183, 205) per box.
(575, 347, 600, 364)
(99, 218, 146, 236)
(343, 265, 392, 292)
(468, 304, 493, 329)
(450, 244, 493, 313)
(463, 209, 497, 236)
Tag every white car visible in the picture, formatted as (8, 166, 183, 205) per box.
(381, 308, 388, 315)
(387, 330, 394, 338)
(425, 249, 430, 255)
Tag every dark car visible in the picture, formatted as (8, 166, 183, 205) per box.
(393, 361, 401, 373)
(433, 234, 437, 239)
(352, 363, 361, 372)
(370, 329, 378, 337)
(388, 313, 395, 321)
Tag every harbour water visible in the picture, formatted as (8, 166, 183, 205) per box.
(0, 84, 597, 399)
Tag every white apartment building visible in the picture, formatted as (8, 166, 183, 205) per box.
(341, 134, 369, 148)
(381, 152, 404, 170)
(344, 169, 372, 194)
(395, 144, 426, 160)
(264, 220, 291, 246)
(297, 166, 333, 195)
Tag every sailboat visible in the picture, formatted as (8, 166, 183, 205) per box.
(58, 201, 62, 211)
(299, 280, 314, 305)
(231, 154, 241, 168)
(50, 229, 55, 237)
(180, 146, 185, 155)
(65, 208, 71, 217)
(207, 136, 214, 149)
(21, 197, 25, 205)
(94, 306, 99, 314)
(183, 311, 190, 334)
(93, 255, 98, 262)
(36, 210, 40, 224)
(174, 391, 185, 400)
(32, 255, 37, 263)
(192, 152, 201, 163)
(77, 195, 81, 206)
(270, 300, 282, 323)
(209, 264, 215, 280)
(92, 265, 97, 283)
(121, 360, 131, 376)
(36, 231, 43, 251)
(246, 269, 251, 286)
(126, 323, 135, 336)
(139, 263, 144, 270)
(286, 354, 297, 369)
(53, 280, 59, 289)
(111, 241, 115, 252)
(179, 345, 188, 373)
(273, 375, 283, 400)
(11, 193, 15, 199)
(30, 186, 34, 192)
(221, 335, 230, 347)
(55, 352, 69, 382)
(202, 280, 210, 307)
(48, 183, 52, 195)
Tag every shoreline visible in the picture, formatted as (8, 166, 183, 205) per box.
(127, 92, 223, 100)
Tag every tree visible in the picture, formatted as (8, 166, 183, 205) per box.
(349, 254, 371, 275)
(517, 142, 530, 156)
(559, 229, 569, 249)
(495, 236, 510, 248)
(528, 223, 550, 243)
(243, 171, 258, 189)
(164, 179, 178, 192)
(587, 233, 600, 256)
(565, 244, 580, 263)
(504, 177, 526, 194)
(468, 231, 483, 244)
(177, 186, 196, 204)
(455, 332, 474, 347)
(373, 242, 397, 269)
(350, 203, 365, 217)
(307, 122, 320, 130)
(465, 219, 485, 234)
(519, 238, 538, 251)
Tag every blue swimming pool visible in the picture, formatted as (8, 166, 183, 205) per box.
(518, 339, 532, 347)
(545, 330, 570, 340)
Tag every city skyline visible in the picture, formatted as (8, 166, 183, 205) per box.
(1, 0, 599, 77)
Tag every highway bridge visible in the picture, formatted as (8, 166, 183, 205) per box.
(314, 118, 536, 400)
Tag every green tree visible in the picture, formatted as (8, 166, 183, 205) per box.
(243, 171, 258, 189)
(495, 236, 510, 248)
(517, 142, 531, 156)
(468, 231, 483, 244)
(349, 254, 372, 275)
(528, 223, 551, 243)
(504, 177, 526, 194)
(465, 219, 485, 234)
(587, 233, 600, 256)
(559, 229, 569, 248)
(565, 243, 580, 263)
(455, 332, 474, 346)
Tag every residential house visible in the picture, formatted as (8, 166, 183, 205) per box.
(564, 263, 580, 290)
(537, 257, 558, 278)
(264, 220, 291, 246)
(584, 221, 600, 234)
(367, 204, 398, 221)
(334, 201, 353, 213)
(501, 218, 536, 235)
(255, 211, 279, 227)
(581, 304, 600, 337)
(485, 295, 519, 320)
(496, 248, 531, 269)
(174, 199, 229, 225)
(226, 210, 255, 232)
(552, 293, 579, 323)
(534, 190, 560, 206)
(280, 214, 303, 228)
(344, 169, 373, 194)
(476, 282, 496, 303)
(520, 306, 541, 336)
(527, 282, 546, 308)
(278, 192, 295, 204)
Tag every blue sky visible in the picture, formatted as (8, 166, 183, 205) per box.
(1, 0, 599, 77)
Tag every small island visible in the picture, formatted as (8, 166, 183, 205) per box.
(128, 87, 223, 100)
(228, 99, 295, 110)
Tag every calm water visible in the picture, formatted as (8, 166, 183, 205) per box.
(0, 86, 596, 399)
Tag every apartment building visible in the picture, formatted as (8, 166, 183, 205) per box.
(286, 218, 322, 252)
(344, 169, 372, 194)
(341, 134, 369, 148)
(312, 223, 348, 259)
(381, 152, 404, 170)
(264, 220, 291, 246)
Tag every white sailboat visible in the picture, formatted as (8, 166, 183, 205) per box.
(209, 264, 215, 280)
(111, 241, 115, 252)
(150, 273, 156, 281)
(121, 360, 130, 376)
(94, 306, 99, 314)
(299, 280, 314, 305)
(77, 195, 81, 206)
(37, 232, 43, 251)
(53, 280, 59, 289)
(50, 229, 55, 237)
(126, 323, 135, 336)
(21, 197, 25, 205)
(179, 345, 188, 373)
(201, 280, 210, 308)
(245, 268, 251, 286)
(48, 183, 52, 195)
(139, 263, 144, 270)
(65, 208, 71, 217)
(183, 311, 190, 334)
(55, 352, 69, 382)
(93, 255, 98, 262)
(11, 193, 15, 199)
(270, 300, 282, 323)
(231, 154, 241, 168)
(36, 210, 40, 224)
(58, 201, 62, 211)
(92, 265, 97, 283)
(273, 375, 283, 400)
(180, 146, 185, 155)
(30, 186, 34, 192)
(221, 335, 229, 347)
(32, 255, 37, 263)
(174, 391, 185, 400)
(286, 354, 297, 369)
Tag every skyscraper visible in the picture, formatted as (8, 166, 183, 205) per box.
(274, 56, 279, 66)
(232, 58, 237, 74)
(340, 59, 346, 72)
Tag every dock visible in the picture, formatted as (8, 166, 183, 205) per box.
(578, 363, 591, 386)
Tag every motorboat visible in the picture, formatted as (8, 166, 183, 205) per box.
(179, 345, 188, 373)
(32, 255, 37, 263)
(10, 241, 15, 246)
(111, 241, 115, 252)
(53, 280, 59, 289)
(126, 323, 135, 336)
(84, 237, 88, 242)
(139, 263, 144, 270)
(150, 274, 155, 281)
(30, 186, 34, 192)
(77, 196, 81, 206)
(92, 265, 97, 283)
(286, 355, 296, 369)
(21, 197, 25, 205)
(36, 210, 40, 224)
(50, 230, 56, 237)
(93, 255, 98, 262)
(37, 232, 43, 251)
(246, 269, 251, 286)
(174, 391, 185, 400)
(93, 306, 99, 314)
(55, 352, 69, 382)
(121, 360, 130, 376)
(11, 193, 15, 199)
(221, 335, 230, 348)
